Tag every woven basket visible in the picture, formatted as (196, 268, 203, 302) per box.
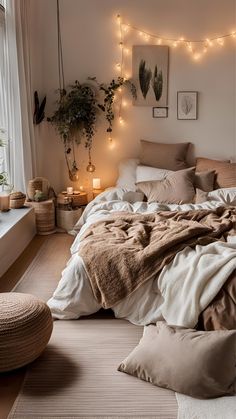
(10, 196, 26, 209)
(25, 199, 56, 234)
(0, 293, 53, 372)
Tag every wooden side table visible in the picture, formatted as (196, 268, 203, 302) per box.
(25, 199, 56, 235)
(93, 189, 104, 199)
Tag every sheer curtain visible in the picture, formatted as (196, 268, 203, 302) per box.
(0, 0, 36, 192)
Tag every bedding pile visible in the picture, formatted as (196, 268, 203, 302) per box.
(48, 185, 236, 328)
(78, 207, 235, 308)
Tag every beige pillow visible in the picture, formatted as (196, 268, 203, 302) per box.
(195, 188, 208, 204)
(195, 170, 215, 192)
(196, 158, 236, 189)
(118, 322, 236, 399)
(136, 168, 195, 204)
(140, 140, 190, 171)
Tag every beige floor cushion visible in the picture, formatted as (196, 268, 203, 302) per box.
(118, 322, 236, 399)
(0, 293, 53, 372)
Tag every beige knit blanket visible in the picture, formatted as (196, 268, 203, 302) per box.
(78, 207, 236, 308)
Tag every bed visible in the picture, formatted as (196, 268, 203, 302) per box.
(48, 146, 236, 330)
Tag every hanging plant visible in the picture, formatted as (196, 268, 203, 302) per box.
(48, 81, 99, 179)
(89, 76, 137, 133)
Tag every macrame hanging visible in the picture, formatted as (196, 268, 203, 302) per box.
(56, 0, 79, 181)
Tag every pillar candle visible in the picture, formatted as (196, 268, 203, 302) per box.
(92, 178, 101, 189)
(67, 187, 74, 195)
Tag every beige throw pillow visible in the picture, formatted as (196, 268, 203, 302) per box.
(196, 158, 236, 189)
(118, 322, 236, 399)
(195, 170, 215, 192)
(140, 140, 190, 171)
(136, 168, 195, 204)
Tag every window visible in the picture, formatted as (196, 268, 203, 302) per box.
(0, 0, 10, 187)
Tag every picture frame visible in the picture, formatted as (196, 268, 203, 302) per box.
(177, 91, 198, 120)
(132, 45, 169, 107)
(153, 107, 168, 118)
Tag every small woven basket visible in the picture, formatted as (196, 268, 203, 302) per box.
(10, 192, 26, 209)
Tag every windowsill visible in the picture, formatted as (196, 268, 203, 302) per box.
(0, 207, 34, 239)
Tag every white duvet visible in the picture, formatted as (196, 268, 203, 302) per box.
(48, 187, 236, 326)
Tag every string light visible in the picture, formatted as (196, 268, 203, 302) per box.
(116, 13, 235, 64)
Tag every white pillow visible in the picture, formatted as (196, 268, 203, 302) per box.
(116, 159, 139, 191)
(136, 165, 172, 183)
(207, 188, 236, 205)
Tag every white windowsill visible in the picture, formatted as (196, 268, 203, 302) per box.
(0, 207, 36, 277)
(0, 207, 33, 239)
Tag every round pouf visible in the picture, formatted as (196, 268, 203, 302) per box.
(0, 293, 53, 372)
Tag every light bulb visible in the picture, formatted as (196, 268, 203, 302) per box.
(86, 163, 96, 173)
(124, 48, 130, 55)
(157, 38, 162, 45)
(172, 41, 178, 47)
(187, 42, 192, 51)
(122, 100, 127, 107)
(116, 63, 121, 69)
(119, 41, 123, 48)
(231, 31, 236, 38)
(217, 38, 224, 46)
(193, 53, 201, 61)
(119, 116, 124, 125)
(206, 38, 213, 47)
(145, 34, 150, 41)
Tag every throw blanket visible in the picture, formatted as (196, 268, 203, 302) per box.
(78, 207, 236, 308)
(158, 242, 236, 328)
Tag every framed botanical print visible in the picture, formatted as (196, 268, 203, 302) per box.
(177, 91, 198, 120)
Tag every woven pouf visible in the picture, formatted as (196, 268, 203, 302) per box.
(0, 293, 53, 372)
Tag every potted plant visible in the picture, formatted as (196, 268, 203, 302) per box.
(48, 77, 136, 181)
(48, 81, 99, 180)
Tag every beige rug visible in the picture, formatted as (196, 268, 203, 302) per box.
(9, 234, 177, 418)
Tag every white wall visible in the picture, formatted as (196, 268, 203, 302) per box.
(29, 0, 236, 192)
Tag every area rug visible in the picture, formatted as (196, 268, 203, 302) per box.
(9, 319, 177, 418)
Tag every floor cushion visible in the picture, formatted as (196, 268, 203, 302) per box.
(0, 293, 53, 372)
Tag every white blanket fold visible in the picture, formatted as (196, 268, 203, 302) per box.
(158, 241, 236, 328)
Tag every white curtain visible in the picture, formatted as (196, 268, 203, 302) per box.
(0, 0, 36, 192)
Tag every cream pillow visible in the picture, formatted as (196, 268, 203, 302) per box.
(118, 322, 236, 399)
(136, 168, 195, 204)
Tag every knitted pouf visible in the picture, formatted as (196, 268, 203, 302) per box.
(0, 293, 53, 372)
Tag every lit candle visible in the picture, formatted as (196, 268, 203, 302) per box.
(0, 193, 10, 212)
(67, 187, 73, 195)
(93, 178, 101, 190)
(79, 186, 84, 192)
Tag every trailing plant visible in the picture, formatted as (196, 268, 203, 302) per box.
(89, 76, 137, 133)
(48, 81, 99, 180)
(152, 65, 163, 101)
(139, 60, 152, 99)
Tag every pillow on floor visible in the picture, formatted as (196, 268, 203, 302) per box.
(140, 140, 190, 171)
(118, 322, 236, 399)
(136, 168, 195, 204)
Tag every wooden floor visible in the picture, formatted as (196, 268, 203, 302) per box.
(0, 233, 72, 419)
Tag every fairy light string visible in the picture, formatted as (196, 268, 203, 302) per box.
(114, 14, 236, 128)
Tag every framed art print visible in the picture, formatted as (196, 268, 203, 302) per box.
(153, 107, 168, 118)
(133, 45, 169, 107)
(177, 91, 198, 120)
